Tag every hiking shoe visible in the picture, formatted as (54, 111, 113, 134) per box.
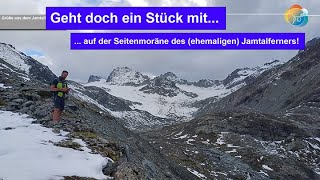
(52, 128, 60, 134)
(52, 124, 61, 134)
(53, 124, 61, 129)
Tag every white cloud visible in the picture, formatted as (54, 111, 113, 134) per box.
(30, 55, 54, 66)
(0, 0, 39, 14)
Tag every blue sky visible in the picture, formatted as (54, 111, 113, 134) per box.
(23, 49, 44, 57)
(23, 49, 44, 56)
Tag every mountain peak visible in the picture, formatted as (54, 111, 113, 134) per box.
(263, 59, 280, 66)
(222, 59, 281, 89)
(0, 42, 56, 84)
(193, 79, 221, 87)
(305, 37, 320, 48)
(115, 66, 133, 72)
(263, 59, 281, 67)
(158, 72, 189, 85)
(106, 67, 150, 86)
(162, 72, 177, 78)
(87, 75, 104, 83)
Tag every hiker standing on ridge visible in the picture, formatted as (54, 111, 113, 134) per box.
(50, 70, 70, 128)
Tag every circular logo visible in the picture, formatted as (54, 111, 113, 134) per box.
(284, 4, 308, 27)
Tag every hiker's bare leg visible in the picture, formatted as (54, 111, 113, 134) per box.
(58, 110, 63, 123)
(53, 108, 61, 124)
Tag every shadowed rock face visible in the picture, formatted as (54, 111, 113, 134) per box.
(196, 38, 320, 122)
(139, 74, 198, 98)
(140, 38, 320, 179)
(193, 79, 221, 88)
(25, 56, 57, 84)
(221, 60, 281, 89)
(87, 75, 103, 83)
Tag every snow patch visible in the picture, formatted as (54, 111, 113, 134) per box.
(227, 144, 240, 148)
(186, 139, 195, 145)
(187, 167, 207, 179)
(216, 132, 228, 145)
(262, 165, 273, 171)
(0, 111, 111, 180)
(0, 83, 12, 89)
(174, 131, 184, 136)
(210, 171, 228, 177)
(305, 140, 320, 150)
(225, 149, 237, 153)
(70, 85, 111, 114)
(173, 134, 189, 139)
(258, 170, 269, 177)
(0, 63, 30, 81)
(202, 139, 210, 145)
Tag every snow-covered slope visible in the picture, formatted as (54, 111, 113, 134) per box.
(0, 83, 12, 89)
(0, 43, 31, 74)
(85, 80, 200, 119)
(223, 60, 281, 88)
(0, 111, 112, 180)
(68, 80, 175, 131)
(81, 81, 241, 127)
(0, 43, 56, 84)
(69, 77, 236, 130)
(82, 61, 281, 126)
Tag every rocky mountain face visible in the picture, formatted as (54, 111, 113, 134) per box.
(142, 111, 319, 179)
(142, 37, 320, 179)
(197, 37, 320, 125)
(106, 67, 150, 86)
(160, 72, 189, 85)
(222, 60, 281, 89)
(87, 75, 103, 83)
(139, 73, 198, 98)
(0, 43, 56, 84)
(193, 79, 221, 88)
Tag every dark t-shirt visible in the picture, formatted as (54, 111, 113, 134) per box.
(51, 77, 67, 97)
